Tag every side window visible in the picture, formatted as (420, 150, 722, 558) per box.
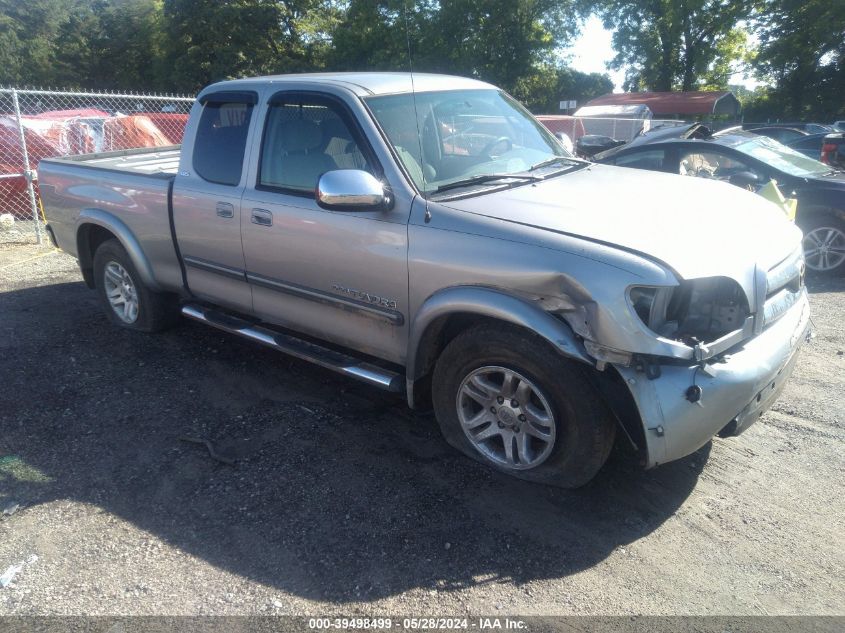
(193, 99, 254, 186)
(678, 150, 762, 183)
(613, 149, 666, 171)
(790, 137, 819, 151)
(259, 96, 372, 194)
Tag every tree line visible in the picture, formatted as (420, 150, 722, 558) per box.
(593, 0, 844, 120)
(0, 0, 841, 119)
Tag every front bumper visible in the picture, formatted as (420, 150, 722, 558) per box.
(615, 289, 811, 468)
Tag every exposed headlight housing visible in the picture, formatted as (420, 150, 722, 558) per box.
(628, 285, 676, 336)
(629, 278, 751, 349)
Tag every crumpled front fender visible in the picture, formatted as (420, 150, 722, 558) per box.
(406, 285, 593, 408)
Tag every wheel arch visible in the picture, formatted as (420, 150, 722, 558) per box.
(405, 286, 594, 409)
(796, 202, 845, 226)
(76, 209, 160, 291)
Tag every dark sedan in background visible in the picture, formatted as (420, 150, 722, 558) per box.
(749, 126, 809, 144)
(786, 132, 845, 170)
(743, 126, 845, 170)
(744, 122, 835, 135)
(594, 125, 845, 275)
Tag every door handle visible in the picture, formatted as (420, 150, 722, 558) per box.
(251, 208, 273, 227)
(216, 202, 234, 218)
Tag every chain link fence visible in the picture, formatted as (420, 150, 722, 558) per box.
(0, 88, 194, 243)
(537, 115, 688, 144)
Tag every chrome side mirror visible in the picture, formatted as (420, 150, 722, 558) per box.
(555, 132, 574, 156)
(316, 169, 390, 211)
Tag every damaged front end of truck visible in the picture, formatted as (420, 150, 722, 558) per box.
(564, 246, 812, 468)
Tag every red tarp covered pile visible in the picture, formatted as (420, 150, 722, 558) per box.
(0, 117, 60, 217)
(1, 110, 188, 218)
(103, 115, 173, 150)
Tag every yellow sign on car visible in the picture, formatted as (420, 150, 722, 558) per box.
(758, 179, 798, 221)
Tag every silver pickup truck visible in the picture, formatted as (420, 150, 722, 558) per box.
(40, 73, 811, 487)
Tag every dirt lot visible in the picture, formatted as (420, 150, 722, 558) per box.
(1, 233, 843, 617)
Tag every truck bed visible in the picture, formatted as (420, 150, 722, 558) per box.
(39, 145, 184, 292)
(43, 145, 181, 177)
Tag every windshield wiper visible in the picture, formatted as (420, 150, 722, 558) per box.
(528, 156, 578, 171)
(432, 173, 539, 194)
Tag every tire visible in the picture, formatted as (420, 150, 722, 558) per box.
(799, 213, 845, 276)
(432, 324, 616, 488)
(93, 239, 180, 332)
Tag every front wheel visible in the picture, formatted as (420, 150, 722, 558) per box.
(800, 214, 845, 276)
(93, 239, 180, 332)
(432, 325, 616, 488)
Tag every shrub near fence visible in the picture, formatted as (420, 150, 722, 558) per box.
(0, 88, 194, 243)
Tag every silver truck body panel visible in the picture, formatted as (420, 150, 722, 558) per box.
(442, 163, 802, 285)
(169, 89, 263, 313)
(174, 177, 248, 307)
(70, 146, 181, 175)
(405, 284, 595, 406)
(616, 289, 810, 467)
(206, 72, 495, 98)
(236, 80, 416, 363)
(42, 146, 181, 176)
(39, 72, 811, 471)
(38, 156, 183, 291)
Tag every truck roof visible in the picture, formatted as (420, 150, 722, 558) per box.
(200, 72, 495, 98)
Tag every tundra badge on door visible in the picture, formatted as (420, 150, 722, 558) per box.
(332, 284, 398, 310)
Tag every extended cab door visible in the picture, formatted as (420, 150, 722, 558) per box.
(240, 89, 410, 364)
(172, 91, 259, 313)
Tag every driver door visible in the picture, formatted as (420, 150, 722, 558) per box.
(240, 91, 410, 364)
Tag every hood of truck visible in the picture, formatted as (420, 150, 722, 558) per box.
(442, 163, 803, 282)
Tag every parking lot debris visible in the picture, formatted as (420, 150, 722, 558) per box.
(2, 501, 21, 517)
(179, 436, 236, 466)
(0, 564, 22, 588)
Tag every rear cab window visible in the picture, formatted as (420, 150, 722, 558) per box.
(193, 91, 256, 186)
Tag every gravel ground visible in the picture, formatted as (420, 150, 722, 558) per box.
(0, 238, 843, 617)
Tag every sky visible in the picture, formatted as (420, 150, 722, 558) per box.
(562, 15, 626, 93)
(563, 15, 761, 94)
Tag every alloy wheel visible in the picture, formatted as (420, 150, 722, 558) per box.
(456, 366, 556, 470)
(803, 226, 845, 272)
(103, 261, 140, 324)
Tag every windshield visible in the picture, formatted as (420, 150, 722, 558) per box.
(736, 135, 831, 177)
(364, 89, 570, 194)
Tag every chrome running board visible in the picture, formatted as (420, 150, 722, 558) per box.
(181, 303, 404, 393)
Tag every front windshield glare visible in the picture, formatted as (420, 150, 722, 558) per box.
(738, 136, 831, 177)
(365, 89, 568, 193)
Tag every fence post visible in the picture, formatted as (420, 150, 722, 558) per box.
(11, 89, 43, 245)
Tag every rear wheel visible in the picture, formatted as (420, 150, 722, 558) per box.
(432, 325, 615, 488)
(93, 239, 180, 332)
(800, 214, 845, 275)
